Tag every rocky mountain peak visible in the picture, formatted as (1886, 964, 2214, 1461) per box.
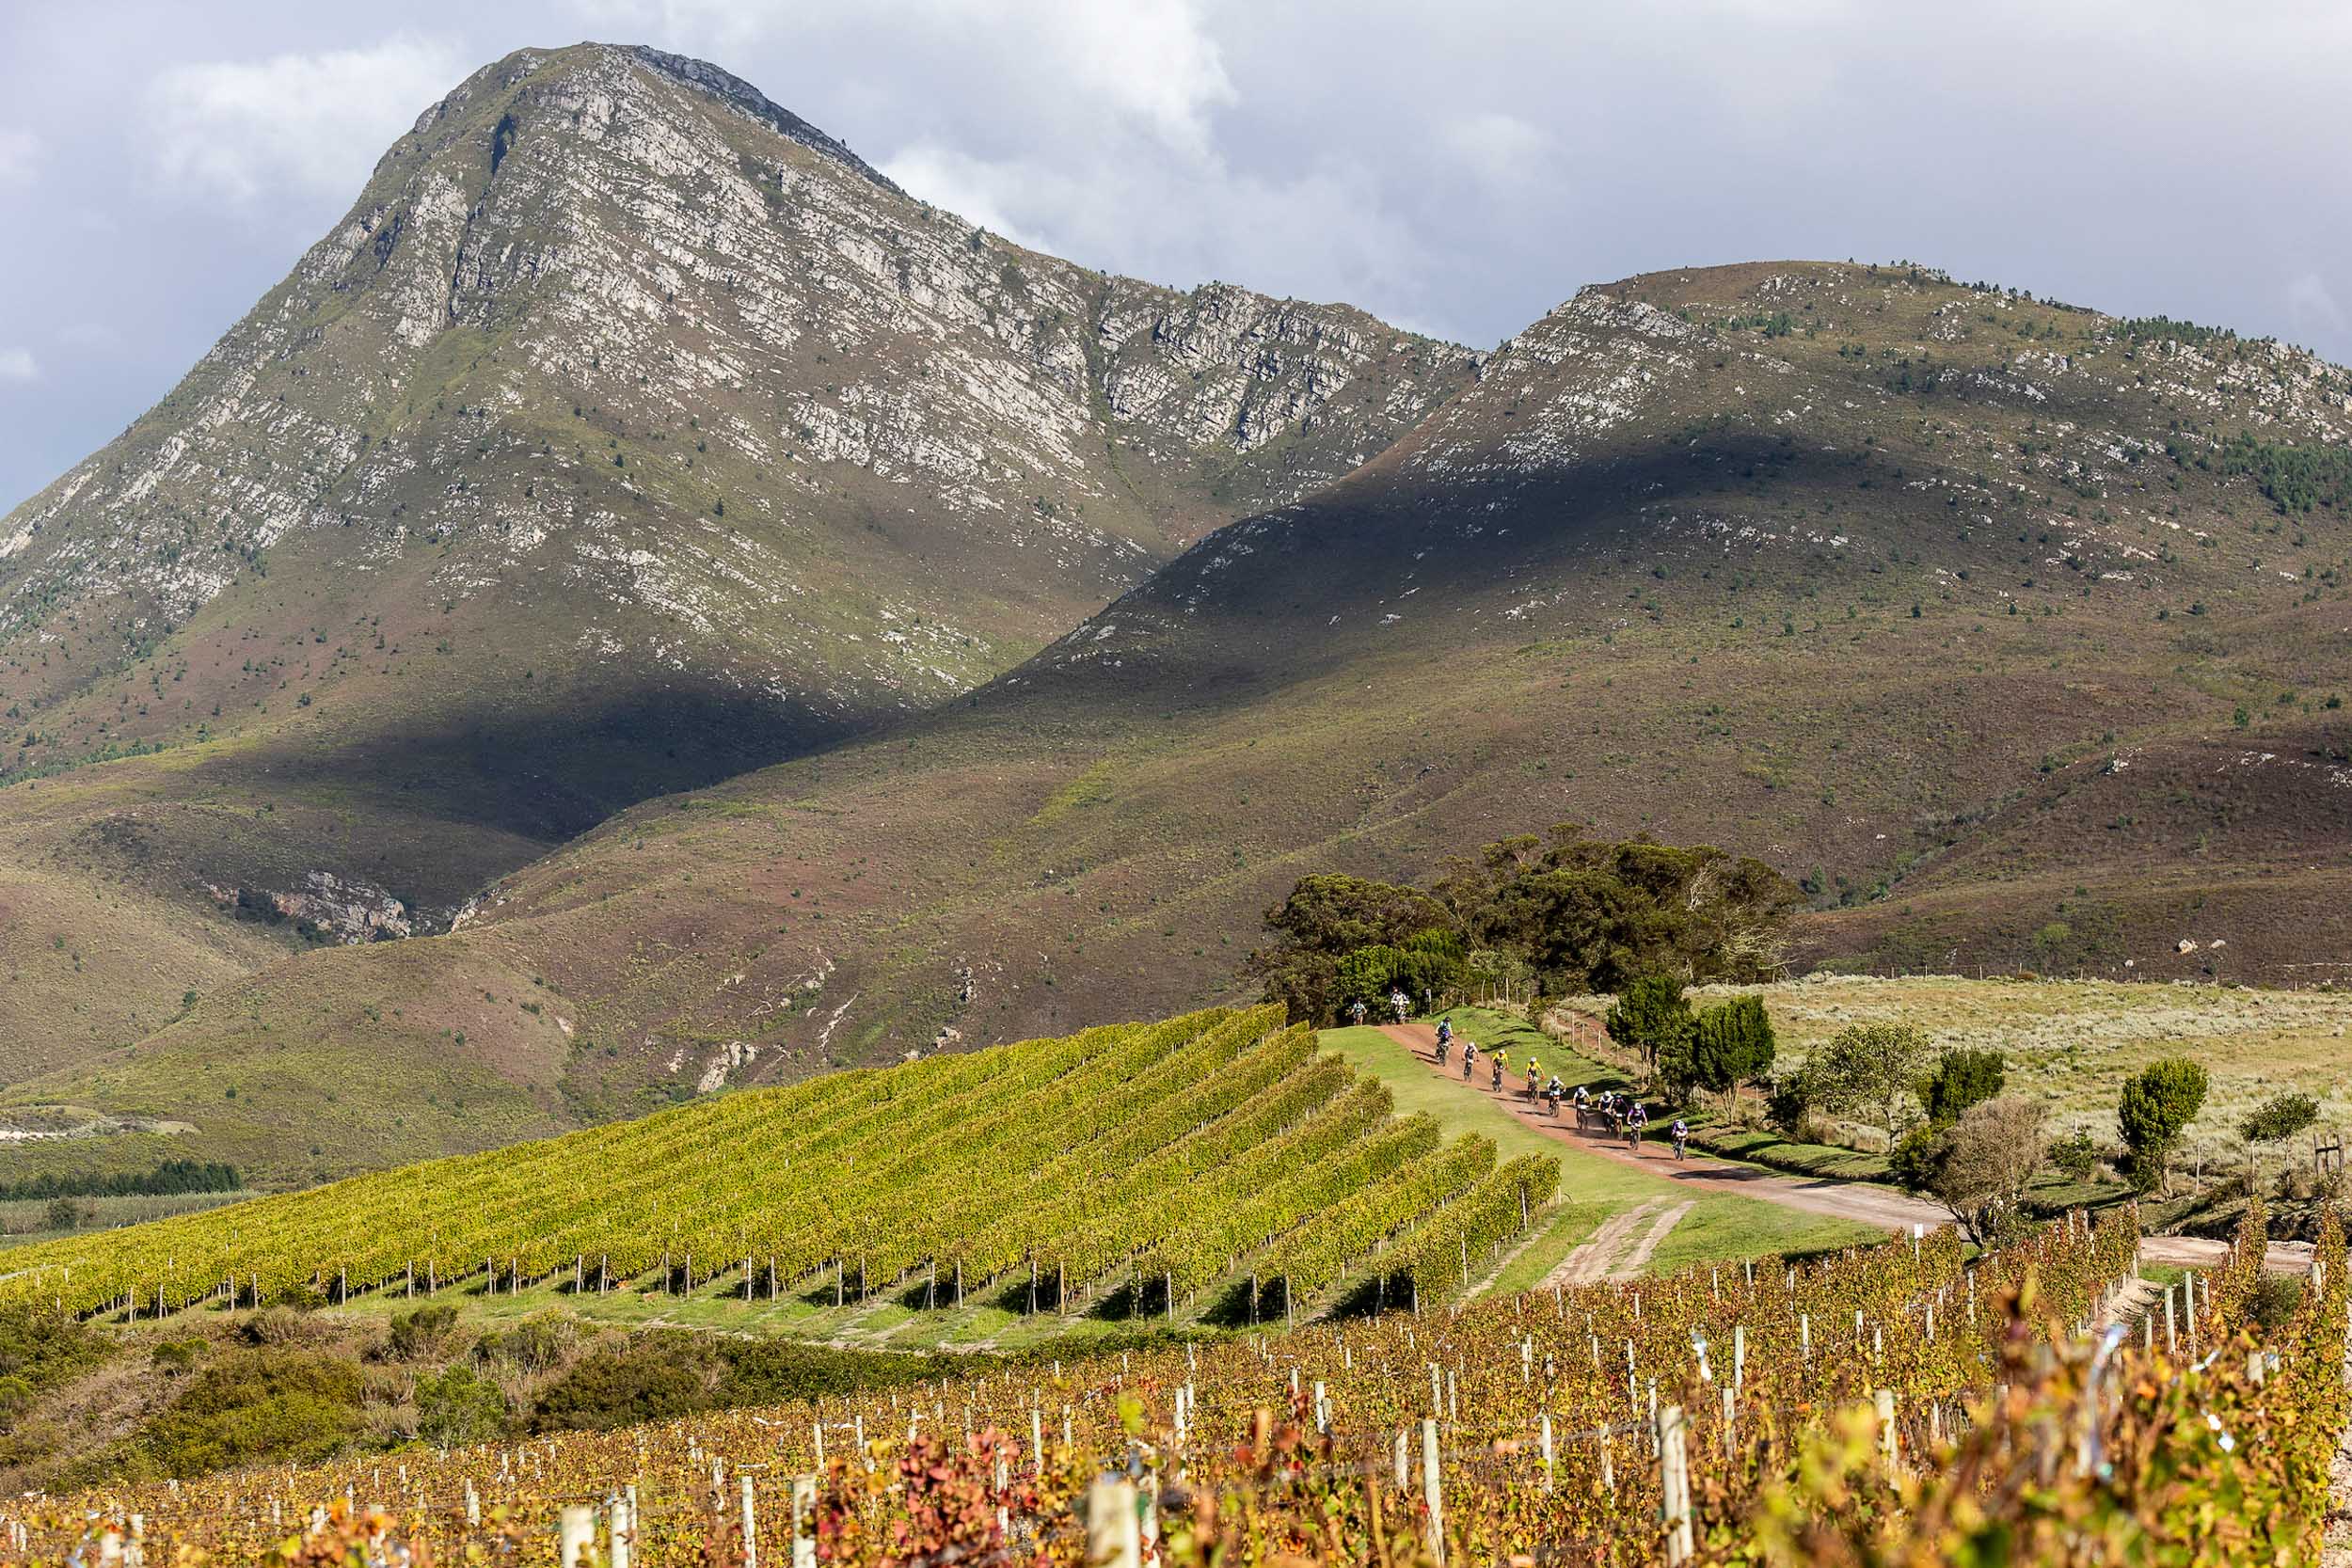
(0, 40, 1471, 1054)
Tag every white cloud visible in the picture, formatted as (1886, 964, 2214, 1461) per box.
(0, 128, 38, 184)
(878, 145, 1047, 250)
(147, 35, 465, 205)
(2286, 272, 2346, 341)
(574, 0, 1234, 154)
(0, 348, 39, 383)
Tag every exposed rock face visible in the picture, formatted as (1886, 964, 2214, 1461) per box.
(0, 42, 1467, 709)
(202, 872, 415, 943)
(0, 41, 1470, 1022)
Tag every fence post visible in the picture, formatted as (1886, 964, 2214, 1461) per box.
(1875, 1388, 1898, 1470)
(791, 1475, 817, 1568)
(558, 1505, 594, 1568)
(1087, 1478, 1141, 1568)
(609, 1492, 633, 1568)
(1540, 1413, 1555, 1492)
(1658, 1404, 1692, 1565)
(1394, 1427, 1408, 1490)
(1733, 1324, 1745, 1395)
(740, 1474, 758, 1568)
(2163, 1287, 2177, 1354)
(1420, 1418, 1447, 1568)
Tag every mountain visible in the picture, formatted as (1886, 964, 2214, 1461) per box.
(13, 257, 2347, 1190)
(0, 43, 1470, 1078)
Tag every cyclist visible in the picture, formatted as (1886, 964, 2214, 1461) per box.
(1626, 1101, 1647, 1152)
(1545, 1075, 1565, 1118)
(1490, 1051, 1504, 1091)
(1349, 998, 1368, 1029)
(1461, 1040, 1477, 1081)
(1671, 1116, 1690, 1162)
(1391, 988, 1410, 1026)
(1525, 1059, 1541, 1102)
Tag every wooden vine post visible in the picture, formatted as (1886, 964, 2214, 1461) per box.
(1657, 1403, 1692, 1564)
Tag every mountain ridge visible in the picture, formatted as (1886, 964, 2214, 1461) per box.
(0, 40, 1470, 1076)
(10, 254, 2346, 1189)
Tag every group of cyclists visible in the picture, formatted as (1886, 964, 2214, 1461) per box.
(1426, 1014, 1689, 1159)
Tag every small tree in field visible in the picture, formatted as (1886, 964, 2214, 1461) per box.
(1685, 995, 1776, 1114)
(2118, 1056, 2208, 1194)
(1921, 1048, 2006, 1127)
(2239, 1090, 2319, 1189)
(1606, 974, 1695, 1076)
(1812, 1021, 1935, 1147)
(1895, 1094, 2047, 1245)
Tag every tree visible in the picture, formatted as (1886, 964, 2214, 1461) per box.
(1247, 874, 1456, 1023)
(1921, 1048, 2006, 1127)
(1685, 995, 1776, 1112)
(2240, 1090, 2318, 1148)
(2239, 1090, 2319, 1189)
(1893, 1095, 2047, 1246)
(1810, 1022, 1936, 1146)
(1606, 974, 1695, 1075)
(2117, 1056, 2208, 1194)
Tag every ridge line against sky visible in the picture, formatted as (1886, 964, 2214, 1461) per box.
(1, 0, 2348, 513)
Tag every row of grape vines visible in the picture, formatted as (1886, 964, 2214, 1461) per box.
(18, 1197, 2335, 1565)
(0, 1006, 1549, 1324)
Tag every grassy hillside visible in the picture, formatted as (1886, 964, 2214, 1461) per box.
(0, 41, 1467, 1081)
(13, 258, 2350, 1184)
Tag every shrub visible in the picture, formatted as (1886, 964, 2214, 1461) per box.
(387, 1304, 460, 1361)
(123, 1348, 365, 1478)
(481, 1307, 579, 1372)
(1921, 1048, 2006, 1127)
(528, 1334, 710, 1433)
(415, 1363, 509, 1447)
(2048, 1131, 2101, 1182)
(2241, 1091, 2319, 1148)
(1811, 1021, 1936, 1144)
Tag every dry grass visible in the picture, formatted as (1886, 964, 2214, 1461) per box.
(1639, 974, 2352, 1152)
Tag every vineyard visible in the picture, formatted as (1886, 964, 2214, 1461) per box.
(0, 1007, 1557, 1326)
(8, 1198, 2340, 1564)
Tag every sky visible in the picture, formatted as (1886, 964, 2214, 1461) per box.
(2, 0, 2348, 512)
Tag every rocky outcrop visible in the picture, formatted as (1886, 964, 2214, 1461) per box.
(203, 872, 415, 943)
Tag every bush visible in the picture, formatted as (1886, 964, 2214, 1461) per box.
(2048, 1131, 2101, 1182)
(2241, 1091, 2319, 1148)
(481, 1308, 577, 1372)
(387, 1304, 460, 1361)
(123, 1348, 364, 1478)
(1765, 1068, 1818, 1137)
(0, 1303, 106, 1396)
(151, 1338, 209, 1375)
(1921, 1048, 2006, 1126)
(529, 1334, 709, 1433)
(415, 1363, 509, 1447)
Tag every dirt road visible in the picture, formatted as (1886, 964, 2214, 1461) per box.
(1378, 1022, 2312, 1272)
